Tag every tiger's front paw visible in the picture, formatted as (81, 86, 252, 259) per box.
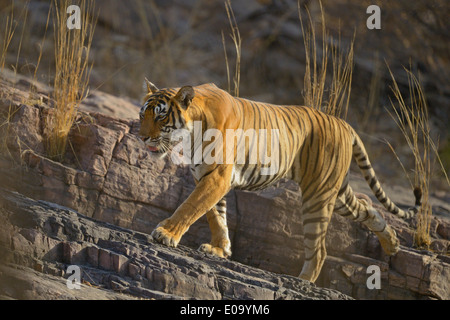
(198, 243, 231, 258)
(151, 226, 180, 248)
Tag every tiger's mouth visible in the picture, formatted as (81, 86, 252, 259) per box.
(145, 136, 173, 156)
(147, 145, 164, 154)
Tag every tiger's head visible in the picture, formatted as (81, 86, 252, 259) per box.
(138, 79, 195, 157)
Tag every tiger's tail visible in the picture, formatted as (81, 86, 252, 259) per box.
(351, 132, 422, 219)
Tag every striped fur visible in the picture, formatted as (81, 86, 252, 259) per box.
(138, 82, 421, 283)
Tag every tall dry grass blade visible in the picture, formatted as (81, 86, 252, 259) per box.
(386, 64, 447, 249)
(298, 1, 327, 110)
(327, 31, 354, 119)
(384, 139, 414, 190)
(13, 0, 30, 76)
(223, 0, 241, 97)
(222, 31, 231, 94)
(46, 0, 96, 162)
(298, 0, 353, 119)
(1, 2, 33, 159)
(32, 2, 52, 86)
(0, 4, 17, 73)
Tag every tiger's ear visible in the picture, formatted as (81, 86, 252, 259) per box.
(145, 78, 158, 93)
(174, 86, 195, 110)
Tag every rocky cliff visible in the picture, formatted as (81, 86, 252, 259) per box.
(0, 188, 352, 300)
(0, 72, 449, 300)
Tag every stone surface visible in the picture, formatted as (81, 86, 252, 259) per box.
(0, 189, 350, 300)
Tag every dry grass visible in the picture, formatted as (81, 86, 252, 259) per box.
(0, 2, 25, 158)
(327, 32, 354, 120)
(299, 1, 328, 111)
(386, 65, 449, 248)
(298, 1, 354, 119)
(45, 0, 96, 162)
(31, 4, 52, 90)
(222, 0, 241, 97)
(0, 3, 16, 73)
(1, 1, 32, 75)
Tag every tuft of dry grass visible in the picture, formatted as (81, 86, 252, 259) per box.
(386, 65, 449, 249)
(298, 1, 354, 119)
(299, 1, 328, 112)
(45, 0, 96, 162)
(222, 0, 241, 97)
(327, 32, 354, 120)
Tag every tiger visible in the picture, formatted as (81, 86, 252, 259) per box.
(138, 79, 421, 283)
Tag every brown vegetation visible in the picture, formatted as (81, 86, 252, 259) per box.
(45, 0, 96, 162)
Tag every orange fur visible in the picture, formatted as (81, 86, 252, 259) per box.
(138, 83, 420, 282)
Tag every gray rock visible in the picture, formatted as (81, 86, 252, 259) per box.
(0, 188, 350, 300)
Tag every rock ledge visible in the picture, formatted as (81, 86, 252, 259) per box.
(0, 189, 351, 300)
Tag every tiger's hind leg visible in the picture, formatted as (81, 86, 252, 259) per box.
(198, 197, 232, 258)
(335, 182, 399, 255)
(299, 201, 335, 283)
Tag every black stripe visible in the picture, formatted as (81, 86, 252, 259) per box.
(304, 190, 337, 213)
(301, 110, 315, 178)
(375, 189, 383, 198)
(369, 177, 377, 189)
(358, 210, 370, 222)
(204, 88, 225, 101)
(310, 112, 325, 174)
(276, 108, 294, 156)
(300, 113, 326, 197)
(304, 231, 325, 241)
(338, 211, 353, 217)
(302, 217, 329, 225)
(338, 183, 348, 197)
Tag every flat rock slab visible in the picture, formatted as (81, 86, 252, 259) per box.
(0, 189, 351, 300)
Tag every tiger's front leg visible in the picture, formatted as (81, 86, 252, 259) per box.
(151, 165, 233, 249)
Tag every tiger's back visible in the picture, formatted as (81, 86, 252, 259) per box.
(226, 95, 354, 196)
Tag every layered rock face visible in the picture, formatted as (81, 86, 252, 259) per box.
(0, 188, 350, 300)
(0, 74, 449, 299)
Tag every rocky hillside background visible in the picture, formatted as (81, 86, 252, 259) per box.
(0, 0, 449, 300)
(1, 0, 449, 190)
